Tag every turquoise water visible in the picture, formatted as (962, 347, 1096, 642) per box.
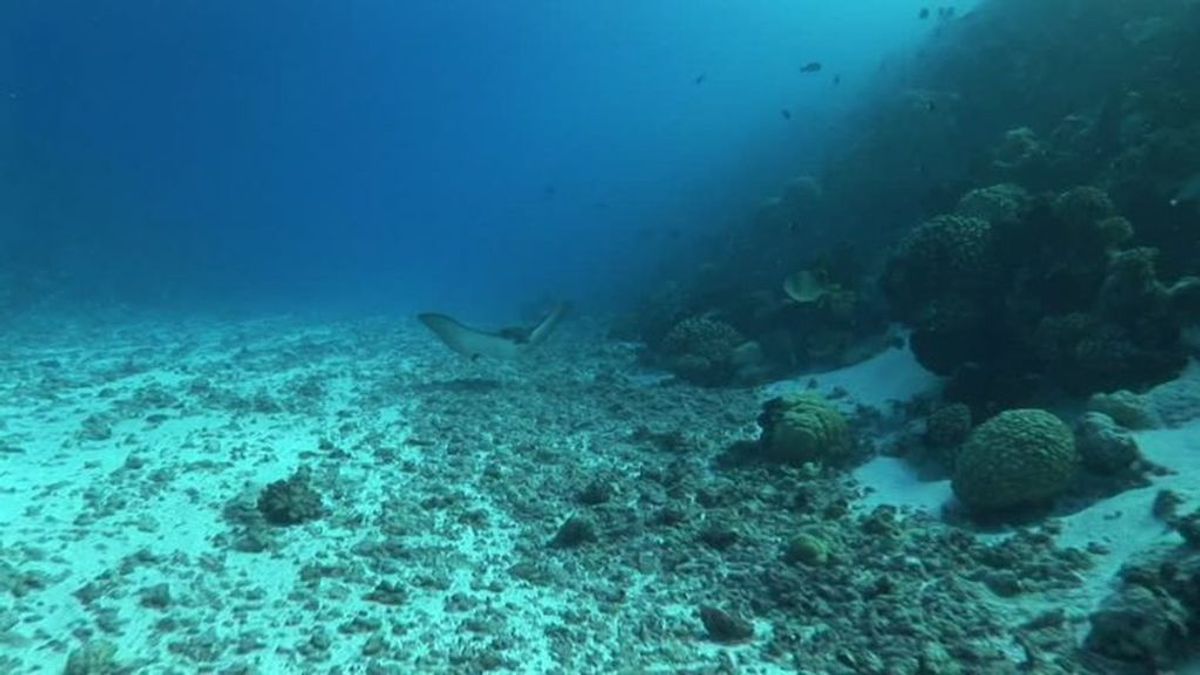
(3, 1, 1200, 673)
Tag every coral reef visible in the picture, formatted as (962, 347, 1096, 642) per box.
(951, 409, 1078, 514)
(883, 184, 1199, 411)
(756, 394, 853, 467)
(657, 315, 746, 386)
(924, 402, 973, 469)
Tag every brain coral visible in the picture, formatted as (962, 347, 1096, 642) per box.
(952, 409, 1078, 512)
(757, 394, 852, 466)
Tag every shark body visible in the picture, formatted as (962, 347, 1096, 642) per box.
(417, 303, 568, 360)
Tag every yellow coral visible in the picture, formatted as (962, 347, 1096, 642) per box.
(758, 394, 852, 466)
(952, 409, 1077, 512)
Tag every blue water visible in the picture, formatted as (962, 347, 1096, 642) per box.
(4, 1, 946, 320)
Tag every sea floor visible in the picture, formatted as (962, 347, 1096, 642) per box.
(0, 311, 1198, 674)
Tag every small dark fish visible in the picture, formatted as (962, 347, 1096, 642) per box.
(800, 62, 822, 73)
(938, 6, 956, 19)
(543, 184, 557, 199)
(833, 74, 841, 86)
(694, 73, 706, 85)
(919, 7, 930, 19)
(781, 108, 792, 120)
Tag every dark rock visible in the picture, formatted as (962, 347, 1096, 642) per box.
(1086, 585, 1189, 666)
(138, 583, 171, 610)
(256, 468, 324, 526)
(577, 480, 613, 506)
(550, 516, 597, 548)
(699, 525, 739, 551)
(698, 606, 754, 643)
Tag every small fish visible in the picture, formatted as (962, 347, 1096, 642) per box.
(694, 73, 706, 85)
(800, 62, 822, 73)
(781, 108, 792, 120)
(833, 74, 841, 86)
(1170, 173, 1200, 207)
(919, 7, 930, 19)
(938, 6, 956, 19)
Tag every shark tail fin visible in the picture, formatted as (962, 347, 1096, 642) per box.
(528, 302, 570, 345)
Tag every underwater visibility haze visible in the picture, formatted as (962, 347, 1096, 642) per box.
(5, 1, 936, 317)
(4, 0, 1200, 673)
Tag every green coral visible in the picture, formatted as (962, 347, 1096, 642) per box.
(952, 409, 1078, 512)
(926, 403, 973, 450)
(955, 183, 1030, 224)
(783, 530, 831, 566)
(757, 394, 852, 466)
(659, 316, 745, 386)
(1094, 216, 1134, 249)
(1051, 185, 1116, 228)
(881, 215, 995, 319)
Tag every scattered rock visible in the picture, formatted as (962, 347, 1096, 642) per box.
(1075, 411, 1141, 474)
(698, 606, 754, 643)
(256, 468, 324, 526)
(550, 516, 598, 548)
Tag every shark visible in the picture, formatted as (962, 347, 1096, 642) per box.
(417, 303, 568, 360)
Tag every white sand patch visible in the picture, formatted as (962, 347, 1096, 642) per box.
(0, 313, 745, 673)
(763, 337, 942, 410)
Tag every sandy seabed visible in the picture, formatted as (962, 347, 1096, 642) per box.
(1, 311, 1198, 674)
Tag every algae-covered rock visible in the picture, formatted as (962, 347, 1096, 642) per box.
(1087, 390, 1162, 430)
(1075, 412, 1141, 474)
(63, 641, 122, 675)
